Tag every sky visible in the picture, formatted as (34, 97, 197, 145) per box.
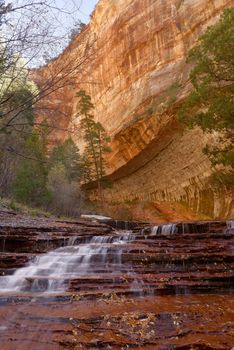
(74, 0, 99, 23)
(6, 0, 100, 66)
(49, 0, 99, 60)
(55, 0, 99, 23)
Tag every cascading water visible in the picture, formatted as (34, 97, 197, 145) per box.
(150, 223, 178, 235)
(0, 231, 137, 294)
(1, 221, 230, 296)
(0, 219, 233, 350)
(226, 220, 234, 232)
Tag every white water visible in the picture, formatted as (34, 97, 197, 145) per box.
(0, 232, 136, 294)
(81, 214, 112, 220)
(227, 220, 234, 229)
(151, 223, 178, 235)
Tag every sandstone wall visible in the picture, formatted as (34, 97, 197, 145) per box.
(32, 0, 234, 219)
(101, 128, 233, 219)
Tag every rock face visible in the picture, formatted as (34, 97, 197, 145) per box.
(0, 213, 233, 349)
(32, 0, 234, 219)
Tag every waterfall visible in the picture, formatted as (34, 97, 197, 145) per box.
(0, 219, 232, 349)
(151, 225, 159, 235)
(0, 231, 136, 294)
(151, 223, 178, 235)
(226, 220, 234, 229)
(225, 220, 234, 233)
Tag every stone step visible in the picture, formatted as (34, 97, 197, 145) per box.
(0, 230, 232, 254)
(1, 271, 232, 294)
(0, 214, 233, 350)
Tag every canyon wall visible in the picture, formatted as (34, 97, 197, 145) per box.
(32, 0, 234, 220)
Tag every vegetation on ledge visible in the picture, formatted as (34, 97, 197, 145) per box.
(178, 8, 234, 186)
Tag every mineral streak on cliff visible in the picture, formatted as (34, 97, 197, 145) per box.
(32, 0, 234, 220)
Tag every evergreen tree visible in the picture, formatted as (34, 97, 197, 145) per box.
(13, 132, 50, 206)
(80, 151, 95, 184)
(48, 137, 82, 216)
(177, 8, 234, 184)
(76, 90, 111, 202)
(0, 84, 36, 196)
(50, 137, 81, 182)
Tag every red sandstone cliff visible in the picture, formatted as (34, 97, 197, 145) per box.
(32, 0, 234, 220)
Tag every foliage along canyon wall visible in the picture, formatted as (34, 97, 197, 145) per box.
(32, 0, 234, 220)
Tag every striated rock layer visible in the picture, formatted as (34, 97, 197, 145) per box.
(0, 213, 233, 349)
(32, 0, 234, 220)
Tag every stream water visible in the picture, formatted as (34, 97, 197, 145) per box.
(0, 220, 233, 349)
(0, 231, 136, 294)
(0, 221, 233, 294)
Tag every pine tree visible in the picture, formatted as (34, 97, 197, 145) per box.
(76, 90, 111, 202)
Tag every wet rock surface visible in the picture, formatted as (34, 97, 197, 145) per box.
(0, 213, 233, 349)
